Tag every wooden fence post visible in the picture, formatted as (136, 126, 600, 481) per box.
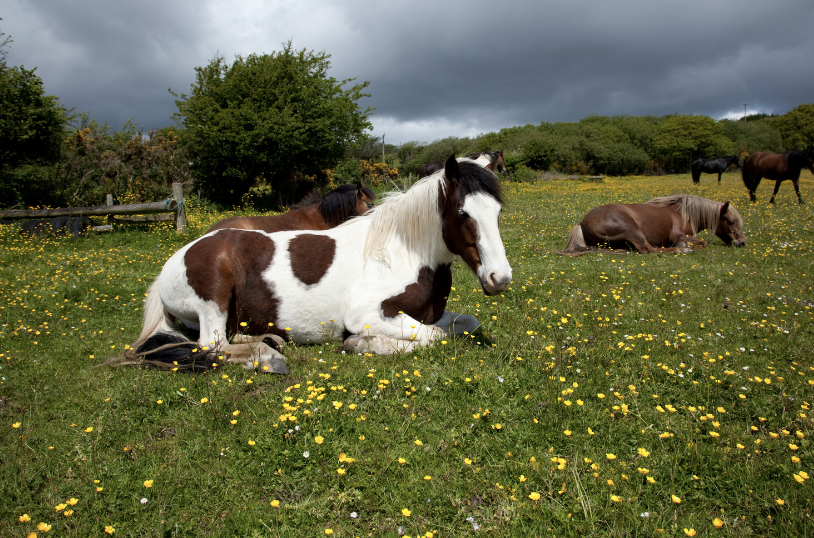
(172, 183, 186, 233)
(106, 194, 114, 225)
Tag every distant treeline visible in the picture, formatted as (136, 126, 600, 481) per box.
(367, 104, 814, 181)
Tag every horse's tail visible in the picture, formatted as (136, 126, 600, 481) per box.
(741, 155, 759, 201)
(559, 224, 590, 255)
(107, 279, 220, 371)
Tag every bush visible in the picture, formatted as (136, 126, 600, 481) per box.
(521, 136, 558, 171)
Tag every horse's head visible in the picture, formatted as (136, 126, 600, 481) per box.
(356, 183, 376, 214)
(715, 201, 746, 247)
(493, 151, 507, 174)
(440, 156, 512, 295)
(806, 151, 814, 175)
(730, 155, 742, 169)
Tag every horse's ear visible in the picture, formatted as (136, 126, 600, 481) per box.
(444, 155, 460, 185)
(356, 182, 364, 198)
(721, 200, 730, 214)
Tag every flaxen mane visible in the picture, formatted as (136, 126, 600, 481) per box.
(646, 194, 743, 235)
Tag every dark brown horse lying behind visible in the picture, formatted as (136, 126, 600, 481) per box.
(560, 194, 746, 255)
(206, 183, 375, 234)
(742, 150, 814, 204)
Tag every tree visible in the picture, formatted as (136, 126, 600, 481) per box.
(174, 42, 372, 207)
(652, 115, 732, 173)
(0, 22, 70, 183)
(773, 103, 814, 151)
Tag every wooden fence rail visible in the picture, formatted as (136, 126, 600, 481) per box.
(0, 183, 186, 233)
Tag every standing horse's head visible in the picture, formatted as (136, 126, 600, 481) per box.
(440, 156, 512, 295)
(493, 151, 507, 174)
(715, 201, 747, 247)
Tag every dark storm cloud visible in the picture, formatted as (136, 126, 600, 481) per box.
(4, 0, 814, 143)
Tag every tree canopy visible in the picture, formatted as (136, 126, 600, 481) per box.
(0, 24, 70, 182)
(174, 42, 372, 207)
(773, 103, 814, 151)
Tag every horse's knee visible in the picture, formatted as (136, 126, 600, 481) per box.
(344, 334, 418, 355)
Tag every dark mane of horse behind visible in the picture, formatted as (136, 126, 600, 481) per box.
(455, 161, 504, 204)
(788, 149, 814, 166)
(646, 194, 742, 233)
(317, 184, 375, 227)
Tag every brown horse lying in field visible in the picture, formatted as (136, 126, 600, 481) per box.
(742, 150, 814, 204)
(560, 194, 746, 255)
(206, 183, 375, 234)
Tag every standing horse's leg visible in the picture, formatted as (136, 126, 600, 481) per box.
(769, 180, 782, 204)
(718, 172, 723, 184)
(792, 178, 804, 204)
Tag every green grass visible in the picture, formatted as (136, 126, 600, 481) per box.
(2, 172, 813, 537)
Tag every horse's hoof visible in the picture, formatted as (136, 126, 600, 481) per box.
(263, 334, 286, 351)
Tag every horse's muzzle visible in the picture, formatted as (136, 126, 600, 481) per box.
(481, 271, 512, 296)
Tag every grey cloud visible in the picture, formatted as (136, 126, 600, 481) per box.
(3, 0, 813, 143)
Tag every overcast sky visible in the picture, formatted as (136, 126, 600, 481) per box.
(4, 1, 814, 145)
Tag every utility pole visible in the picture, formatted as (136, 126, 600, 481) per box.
(743, 104, 748, 121)
(381, 133, 387, 187)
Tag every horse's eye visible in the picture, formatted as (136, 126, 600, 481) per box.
(458, 208, 469, 218)
(367, 203, 374, 209)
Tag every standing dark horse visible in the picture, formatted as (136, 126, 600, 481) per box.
(742, 150, 814, 204)
(560, 194, 746, 255)
(419, 151, 506, 178)
(206, 183, 375, 234)
(691, 155, 741, 184)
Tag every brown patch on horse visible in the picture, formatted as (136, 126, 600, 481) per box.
(288, 234, 337, 286)
(380, 265, 452, 324)
(184, 230, 286, 339)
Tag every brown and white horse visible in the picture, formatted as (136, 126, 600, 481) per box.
(560, 194, 746, 255)
(742, 150, 814, 204)
(419, 151, 506, 178)
(124, 157, 512, 373)
(206, 183, 375, 234)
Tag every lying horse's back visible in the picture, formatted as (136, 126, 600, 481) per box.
(206, 184, 375, 234)
(207, 205, 323, 234)
(578, 203, 684, 252)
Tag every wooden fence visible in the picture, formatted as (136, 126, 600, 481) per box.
(0, 183, 186, 233)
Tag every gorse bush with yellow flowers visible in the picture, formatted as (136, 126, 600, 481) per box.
(1, 171, 812, 537)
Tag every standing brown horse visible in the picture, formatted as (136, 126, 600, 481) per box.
(742, 150, 814, 204)
(560, 194, 746, 255)
(206, 183, 375, 234)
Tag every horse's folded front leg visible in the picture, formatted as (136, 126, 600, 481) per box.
(221, 342, 290, 374)
(343, 320, 447, 355)
(343, 335, 421, 355)
(682, 235, 708, 249)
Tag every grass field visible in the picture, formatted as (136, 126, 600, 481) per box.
(1, 172, 813, 537)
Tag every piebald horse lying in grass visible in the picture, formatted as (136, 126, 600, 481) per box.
(124, 157, 512, 373)
(560, 194, 746, 255)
